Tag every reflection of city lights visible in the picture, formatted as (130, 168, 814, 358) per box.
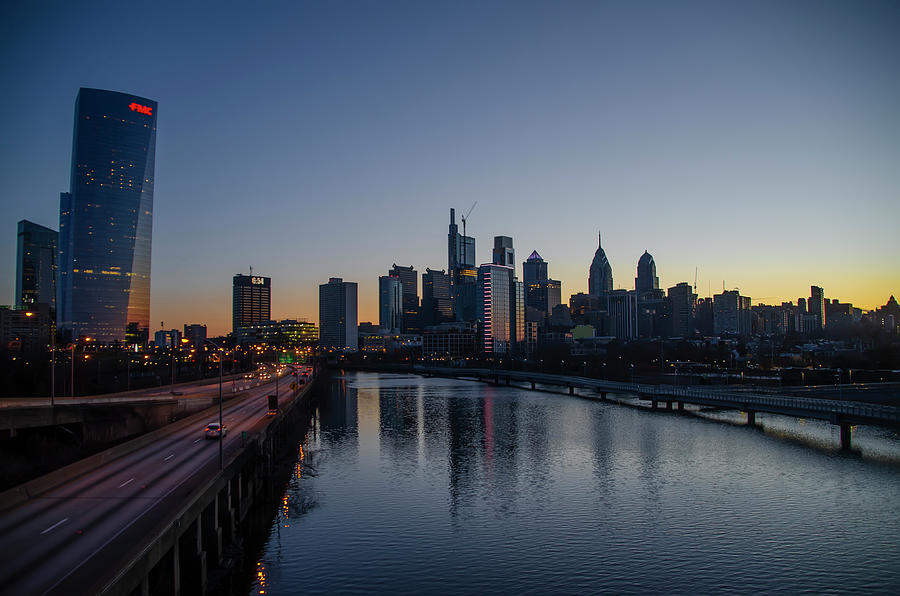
(256, 562, 267, 594)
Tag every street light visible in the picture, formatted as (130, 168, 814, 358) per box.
(204, 339, 225, 470)
(171, 337, 189, 387)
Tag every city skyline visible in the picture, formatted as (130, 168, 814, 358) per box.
(2, 2, 898, 336)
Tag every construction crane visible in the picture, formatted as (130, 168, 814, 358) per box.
(461, 201, 477, 238)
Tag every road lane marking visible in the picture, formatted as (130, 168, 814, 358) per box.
(118, 478, 134, 488)
(193, 438, 202, 444)
(40, 518, 69, 535)
(164, 454, 175, 461)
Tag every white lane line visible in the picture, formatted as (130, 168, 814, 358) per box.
(118, 478, 134, 488)
(164, 454, 175, 461)
(40, 518, 69, 535)
(193, 438, 202, 444)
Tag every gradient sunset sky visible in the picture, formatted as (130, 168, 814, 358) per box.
(1, 1, 898, 336)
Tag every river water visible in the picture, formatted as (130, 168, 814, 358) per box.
(249, 371, 900, 595)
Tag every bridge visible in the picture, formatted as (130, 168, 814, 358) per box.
(405, 365, 900, 450)
(0, 367, 317, 595)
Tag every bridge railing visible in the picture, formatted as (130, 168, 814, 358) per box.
(414, 366, 900, 425)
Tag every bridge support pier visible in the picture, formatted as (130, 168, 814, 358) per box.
(151, 540, 180, 596)
(505, 377, 510, 385)
(179, 518, 207, 595)
(840, 422, 852, 450)
(600, 391, 607, 401)
(747, 410, 756, 426)
(677, 401, 684, 411)
(530, 381, 535, 390)
(665, 401, 672, 410)
(202, 500, 223, 565)
(651, 399, 658, 410)
(569, 386, 575, 395)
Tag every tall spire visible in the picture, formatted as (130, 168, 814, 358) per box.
(589, 230, 613, 296)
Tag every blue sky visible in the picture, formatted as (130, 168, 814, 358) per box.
(1, 1, 898, 334)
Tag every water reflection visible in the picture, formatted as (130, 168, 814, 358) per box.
(250, 372, 900, 595)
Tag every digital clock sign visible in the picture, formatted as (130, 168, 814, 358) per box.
(251, 277, 266, 285)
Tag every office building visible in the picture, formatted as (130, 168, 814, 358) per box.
(183, 324, 207, 347)
(667, 282, 697, 338)
(588, 232, 613, 298)
(16, 220, 58, 312)
(809, 285, 826, 331)
(388, 264, 419, 332)
(635, 251, 659, 295)
(422, 321, 477, 359)
(448, 208, 477, 321)
(713, 290, 751, 335)
(154, 328, 181, 348)
(236, 319, 318, 347)
(319, 277, 358, 351)
(379, 275, 403, 334)
(523, 251, 561, 316)
(58, 88, 157, 343)
(608, 289, 638, 341)
(492, 236, 515, 267)
(0, 303, 52, 351)
(478, 263, 514, 354)
(522, 251, 548, 285)
(233, 274, 271, 334)
(421, 268, 452, 327)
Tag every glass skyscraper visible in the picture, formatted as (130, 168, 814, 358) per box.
(16, 220, 58, 312)
(58, 88, 157, 343)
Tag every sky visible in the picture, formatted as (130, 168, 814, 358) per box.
(1, 0, 898, 336)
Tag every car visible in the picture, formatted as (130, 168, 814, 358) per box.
(204, 422, 226, 439)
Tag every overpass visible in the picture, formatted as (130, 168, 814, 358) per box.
(406, 365, 900, 450)
(0, 367, 318, 595)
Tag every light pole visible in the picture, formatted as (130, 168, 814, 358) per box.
(205, 339, 224, 470)
(70, 343, 75, 398)
(49, 320, 55, 407)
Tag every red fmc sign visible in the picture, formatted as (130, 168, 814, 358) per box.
(129, 102, 152, 116)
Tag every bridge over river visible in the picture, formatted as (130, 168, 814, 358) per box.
(396, 365, 900, 450)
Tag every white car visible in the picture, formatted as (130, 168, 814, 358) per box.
(204, 422, 226, 439)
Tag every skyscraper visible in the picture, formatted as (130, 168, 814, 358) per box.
(809, 285, 825, 331)
(478, 263, 513, 354)
(233, 274, 271, 333)
(522, 251, 548, 285)
(523, 251, 561, 315)
(378, 275, 403, 333)
(16, 220, 58, 312)
(492, 236, 515, 267)
(388, 264, 419, 332)
(608, 289, 638, 340)
(635, 251, 659, 296)
(319, 278, 358, 351)
(58, 88, 157, 343)
(448, 209, 477, 321)
(588, 232, 613, 298)
(668, 282, 697, 338)
(421, 268, 452, 327)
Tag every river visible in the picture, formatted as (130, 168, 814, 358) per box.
(248, 371, 900, 594)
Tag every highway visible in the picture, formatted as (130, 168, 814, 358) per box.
(0, 371, 301, 595)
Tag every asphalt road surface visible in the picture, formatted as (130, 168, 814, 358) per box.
(0, 374, 297, 595)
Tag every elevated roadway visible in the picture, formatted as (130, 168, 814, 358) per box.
(0, 371, 304, 596)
